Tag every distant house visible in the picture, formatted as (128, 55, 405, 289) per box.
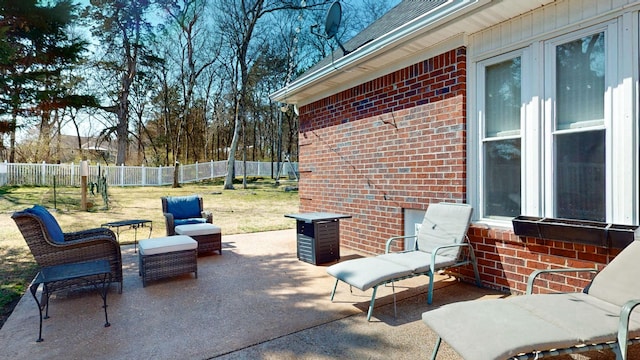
(272, 0, 640, 294)
(57, 135, 116, 164)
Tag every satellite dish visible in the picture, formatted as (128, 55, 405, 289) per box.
(324, 1, 342, 39)
(323, 1, 349, 55)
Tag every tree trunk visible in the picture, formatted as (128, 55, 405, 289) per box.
(9, 112, 17, 163)
(224, 107, 241, 189)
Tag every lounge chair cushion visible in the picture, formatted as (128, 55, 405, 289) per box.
(27, 205, 64, 244)
(417, 203, 473, 257)
(586, 240, 640, 307)
(422, 292, 640, 360)
(165, 195, 202, 220)
(327, 257, 413, 291)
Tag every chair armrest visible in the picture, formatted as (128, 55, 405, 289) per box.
(65, 228, 117, 242)
(429, 243, 471, 273)
(163, 212, 175, 236)
(618, 299, 640, 360)
(385, 235, 417, 253)
(202, 210, 213, 223)
(526, 268, 598, 294)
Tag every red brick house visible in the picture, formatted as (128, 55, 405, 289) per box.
(272, 0, 640, 294)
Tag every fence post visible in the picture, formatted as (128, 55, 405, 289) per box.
(120, 163, 124, 187)
(141, 164, 146, 186)
(158, 165, 162, 185)
(71, 162, 76, 186)
(41, 161, 46, 186)
(0, 160, 7, 186)
(195, 161, 199, 181)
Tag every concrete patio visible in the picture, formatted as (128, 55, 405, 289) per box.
(0, 229, 636, 359)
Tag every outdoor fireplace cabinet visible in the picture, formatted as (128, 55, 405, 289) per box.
(512, 215, 638, 249)
(284, 212, 352, 265)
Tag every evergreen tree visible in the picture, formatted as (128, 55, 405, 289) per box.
(0, 0, 91, 162)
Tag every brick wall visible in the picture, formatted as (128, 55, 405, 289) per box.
(467, 226, 621, 294)
(296, 46, 619, 294)
(298, 47, 467, 255)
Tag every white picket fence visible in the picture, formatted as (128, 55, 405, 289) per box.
(0, 160, 299, 187)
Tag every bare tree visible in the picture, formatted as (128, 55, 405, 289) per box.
(157, 0, 221, 187)
(215, 0, 329, 189)
(85, 0, 154, 165)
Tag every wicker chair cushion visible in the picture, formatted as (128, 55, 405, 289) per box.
(174, 218, 207, 226)
(138, 235, 197, 255)
(175, 223, 221, 236)
(27, 205, 64, 244)
(165, 195, 202, 219)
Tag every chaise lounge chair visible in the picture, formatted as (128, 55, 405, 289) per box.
(422, 229, 640, 360)
(326, 202, 480, 321)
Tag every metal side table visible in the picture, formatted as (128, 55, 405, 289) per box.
(101, 219, 152, 253)
(29, 259, 112, 342)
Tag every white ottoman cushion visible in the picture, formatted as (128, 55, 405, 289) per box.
(138, 235, 197, 255)
(175, 223, 221, 236)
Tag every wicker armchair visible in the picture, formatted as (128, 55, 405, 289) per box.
(161, 195, 213, 236)
(12, 206, 123, 293)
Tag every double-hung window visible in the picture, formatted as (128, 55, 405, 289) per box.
(475, 19, 637, 225)
(479, 54, 522, 219)
(548, 32, 606, 222)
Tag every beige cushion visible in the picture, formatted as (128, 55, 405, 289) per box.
(326, 257, 413, 291)
(417, 203, 473, 258)
(422, 293, 640, 360)
(175, 223, 221, 236)
(587, 239, 640, 307)
(139, 235, 197, 255)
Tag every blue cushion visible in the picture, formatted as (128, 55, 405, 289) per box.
(165, 195, 202, 219)
(27, 205, 65, 243)
(174, 218, 207, 226)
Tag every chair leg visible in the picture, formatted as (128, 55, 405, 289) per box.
(391, 281, 397, 319)
(367, 286, 378, 321)
(468, 245, 482, 287)
(330, 279, 339, 301)
(431, 337, 442, 360)
(427, 271, 435, 304)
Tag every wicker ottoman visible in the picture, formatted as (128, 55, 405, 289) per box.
(174, 223, 222, 255)
(138, 235, 197, 287)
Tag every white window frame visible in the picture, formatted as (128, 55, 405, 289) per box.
(471, 17, 638, 226)
(543, 24, 613, 221)
(475, 50, 528, 221)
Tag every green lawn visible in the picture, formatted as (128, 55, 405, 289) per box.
(0, 177, 299, 329)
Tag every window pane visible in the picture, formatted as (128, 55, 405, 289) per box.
(556, 33, 605, 130)
(484, 139, 521, 218)
(555, 130, 605, 221)
(485, 58, 521, 137)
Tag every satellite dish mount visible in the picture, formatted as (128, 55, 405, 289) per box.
(323, 1, 349, 55)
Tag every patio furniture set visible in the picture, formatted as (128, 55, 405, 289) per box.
(12, 195, 221, 341)
(12, 198, 640, 359)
